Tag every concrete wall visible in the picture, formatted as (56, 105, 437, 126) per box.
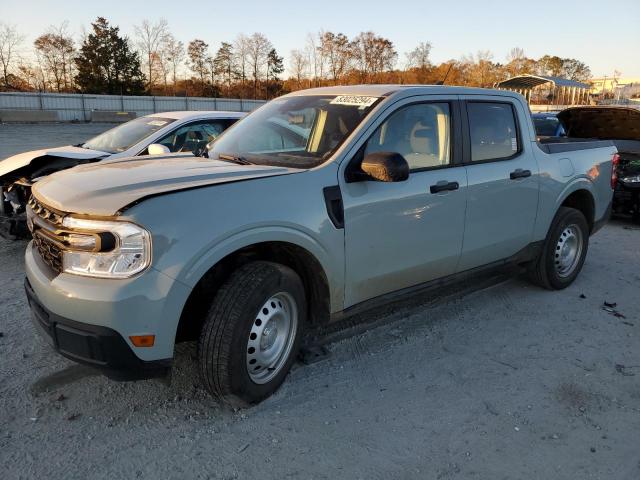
(0, 92, 266, 122)
(89, 111, 136, 123)
(0, 109, 58, 122)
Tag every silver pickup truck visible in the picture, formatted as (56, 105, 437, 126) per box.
(24, 86, 616, 406)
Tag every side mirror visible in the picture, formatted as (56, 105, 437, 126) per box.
(360, 152, 409, 182)
(148, 143, 170, 155)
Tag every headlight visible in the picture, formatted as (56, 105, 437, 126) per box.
(61, 217, 151, 278)
(621, 175, 640, 183)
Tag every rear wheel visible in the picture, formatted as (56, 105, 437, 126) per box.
(198, 261, 305, 407)
(528, 207, 589, 290)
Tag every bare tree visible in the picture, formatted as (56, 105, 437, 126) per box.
(305, 33, 323, 86)
(134, 18, 169, 91)
(33, 23, 76, 92)
(319, 31, 353, 84)
(233, 34, 251, 95)
(0, 22, 25, 89)
(246, 32, 272, 99)
(505, 47, 526, 77)
(162, 34, 184, 94)
(460, 50, 498, 87)
(289, 49, 308, 88)
(353, 31, 397, 82)
(406, 41, 432, 70)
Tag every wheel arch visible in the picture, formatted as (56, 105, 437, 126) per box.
(174, 239, 333, 344)
(557, 185, 596, 232)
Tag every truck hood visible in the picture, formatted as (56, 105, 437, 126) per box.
(32, 155, 301, 216)
(558, 106, 640, 141)
(0, 145, 108, 178)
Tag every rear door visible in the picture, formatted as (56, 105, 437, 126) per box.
(457, 97, 539, 272)
(340, 97, 468, 307)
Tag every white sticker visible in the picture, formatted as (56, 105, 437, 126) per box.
(511, 137, 518, 151)
(148, 120, 168, 126)
(330, 95, 378, 108)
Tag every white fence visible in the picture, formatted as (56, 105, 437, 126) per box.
(0, 92, 266, 121)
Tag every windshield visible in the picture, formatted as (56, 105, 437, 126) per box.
(533, 116, 564, 137)
(208, 94, 381, 168)
(82, 117, 176, 154)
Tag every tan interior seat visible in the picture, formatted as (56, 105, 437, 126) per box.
(404, 121, 441, 168)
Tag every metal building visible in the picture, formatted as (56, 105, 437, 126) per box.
(495, 74, 590, 107)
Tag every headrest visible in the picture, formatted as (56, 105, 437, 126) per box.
(410, 122, 435, 154)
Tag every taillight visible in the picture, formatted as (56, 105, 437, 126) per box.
(611, 153, 620, 189)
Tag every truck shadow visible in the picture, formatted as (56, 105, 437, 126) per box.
(30, 364, 102, 395)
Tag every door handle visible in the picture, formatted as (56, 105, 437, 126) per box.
(510, 169, 532, 180)
(430, 181, 459, 194)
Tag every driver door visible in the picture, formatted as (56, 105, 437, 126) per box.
(340, 98, 468, 308)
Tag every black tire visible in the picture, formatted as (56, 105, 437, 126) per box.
(198, 261, 306, 407)
(528, 206, 589, 290)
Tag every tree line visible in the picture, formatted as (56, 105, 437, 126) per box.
(0, 18, 593, 100)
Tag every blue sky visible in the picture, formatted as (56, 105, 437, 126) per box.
(3, 0, 639, 77)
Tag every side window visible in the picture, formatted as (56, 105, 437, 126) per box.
(156, 121, 227, 153)
(467, 103, 519, 162)
(364, 103, 451, 170)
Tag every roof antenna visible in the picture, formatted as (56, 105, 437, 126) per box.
(436, 63, 453, 85)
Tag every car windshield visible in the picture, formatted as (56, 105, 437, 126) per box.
(208, 94, 382, 168)
(82, 117, 176, 154)
(533, 116, 564, 137)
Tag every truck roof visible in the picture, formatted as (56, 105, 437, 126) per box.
(284, 84, 524, 100)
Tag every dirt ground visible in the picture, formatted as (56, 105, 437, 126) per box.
(1, 124, 639, 480)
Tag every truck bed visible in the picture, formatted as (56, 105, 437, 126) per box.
(537, 138, 615, 154)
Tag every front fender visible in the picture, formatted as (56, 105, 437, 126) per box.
(178, 224, 342, 311)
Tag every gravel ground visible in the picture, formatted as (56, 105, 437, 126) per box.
(1, 124, 639, 479)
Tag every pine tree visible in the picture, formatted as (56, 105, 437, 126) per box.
(213, 42, 236, 97)
(266, 48, 284, 98)
(74, 17, 145, 95)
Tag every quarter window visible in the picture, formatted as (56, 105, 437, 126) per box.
(364, 103, 451, 170)
(467, 103, 519, 162)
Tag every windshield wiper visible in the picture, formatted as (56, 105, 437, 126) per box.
(217, 153, 253, 165)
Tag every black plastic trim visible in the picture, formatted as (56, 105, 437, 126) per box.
(510, 169, 532, 180)
(331, 241, 543, 322)
(24, 278, 171, 381)
(323, 186, 344, 229)
(430, 181, 459, 193)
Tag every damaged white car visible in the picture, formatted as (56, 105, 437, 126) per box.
(0, 110, 245, 237)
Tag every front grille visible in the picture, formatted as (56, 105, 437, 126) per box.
(32, 232, 63, 273)
(27, 196, 66, 274)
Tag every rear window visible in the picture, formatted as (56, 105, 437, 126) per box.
(468, 103, 519, 162)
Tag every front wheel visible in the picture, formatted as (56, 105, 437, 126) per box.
(198, 261, 305, 407)
(528, 207, 589, 290)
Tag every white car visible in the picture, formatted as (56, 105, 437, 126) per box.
(0, 111, 245, 233)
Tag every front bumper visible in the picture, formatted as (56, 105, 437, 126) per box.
(24, 240, 193, 376)
(25, 277, 170, 380)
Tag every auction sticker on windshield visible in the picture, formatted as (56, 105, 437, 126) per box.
(148, 120, 169, 127)
(330, 95, 379, 108)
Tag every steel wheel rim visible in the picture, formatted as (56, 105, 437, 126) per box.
(554, 224, 583, 278)
(246, 292, 298, 384)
